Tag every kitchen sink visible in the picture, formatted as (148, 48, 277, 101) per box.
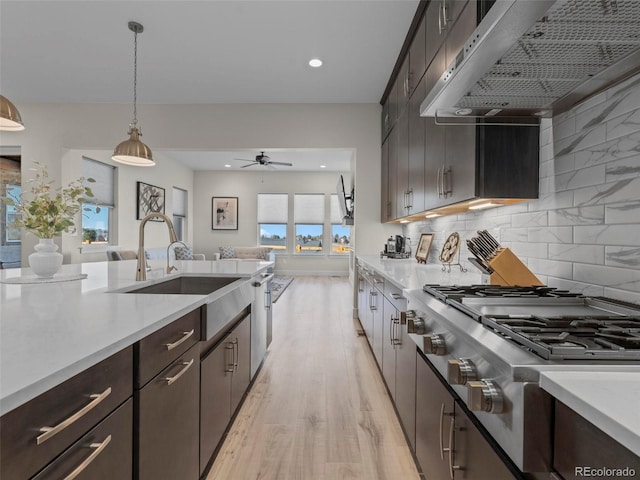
(125, 276, 241, 295)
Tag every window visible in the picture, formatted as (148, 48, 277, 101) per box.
(81, 157, 115, 246)
(258, 193, 288, 251)
(4, 185, 21, 243)
(330, 194, 351, 255)
(294, 194, 324, 254)
(172, 187, 187, 242)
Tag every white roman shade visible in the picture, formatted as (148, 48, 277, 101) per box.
(82, 157, 115, 207)
(294, 194, 324, 224)
(330, 194, 343, 224)
(258, 193, 288, 223)
(173, 187, 187, 216)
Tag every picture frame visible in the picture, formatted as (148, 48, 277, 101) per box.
(415, 233, 434, 264)
(212, 197, 238, 230)
(136, 182, 165, 220)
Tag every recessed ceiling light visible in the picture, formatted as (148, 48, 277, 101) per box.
(309, 58, 323, 68)
(224, 164, 231, 168)
(320, 165, 326, 169)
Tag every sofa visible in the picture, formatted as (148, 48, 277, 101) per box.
(218, 246, 274, 261)
(107, 245, 205, 261)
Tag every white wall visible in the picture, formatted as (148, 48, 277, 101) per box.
(60, 149, 195, 263)
(404, 73, 640, 304)
(194, 170, 350, 275)
(0, 103, 401, 265)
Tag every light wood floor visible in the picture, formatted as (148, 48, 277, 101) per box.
(206, 276, 420, 480)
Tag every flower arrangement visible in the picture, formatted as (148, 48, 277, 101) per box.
(2, 162, 94, 239)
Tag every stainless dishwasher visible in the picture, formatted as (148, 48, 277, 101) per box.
(251, 273, 273, 378)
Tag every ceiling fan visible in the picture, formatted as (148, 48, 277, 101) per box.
(235, 151, 293, 168)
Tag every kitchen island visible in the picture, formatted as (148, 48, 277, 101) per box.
(0, 259, 272, 416)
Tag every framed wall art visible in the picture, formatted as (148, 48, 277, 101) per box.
(415, 233, 434, 264)
(212, 197, 238, 230)
(137, 182, 165, 220)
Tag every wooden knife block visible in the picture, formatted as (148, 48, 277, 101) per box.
(488, 248, 543, 286)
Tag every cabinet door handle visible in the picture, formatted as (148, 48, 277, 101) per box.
(370, 290, 378, 310)
(447, 416, 462, 478)
(391, 292, 404, 300)
(389, 314, 394, 346)
(165, 329, 195, 351)
(233, 339, 239, 372)
(438, 3, 444, 34)
(225, 343, 235, 373)
(63, 434, 112, 480)
(437, 166, 443, 197)
(37, 387, 112, 445)
(265, 290, 272, 310)
(442, 0, 449, 28)
(439, 403, 454, 460)
(164, 358, 194, 386)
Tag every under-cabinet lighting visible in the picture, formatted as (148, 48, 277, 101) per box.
(425, 213, 441, 218)
(224, 164, 231, 168)
(469, 202, 499, 210)
(309, 58, 323, 68)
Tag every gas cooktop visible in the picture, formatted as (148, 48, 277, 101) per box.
(421, 284, 640, 361)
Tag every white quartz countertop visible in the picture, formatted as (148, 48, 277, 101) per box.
(356, 255, 482, 290)
(0, 259, 272, 416)
(539, 371, 640, 457)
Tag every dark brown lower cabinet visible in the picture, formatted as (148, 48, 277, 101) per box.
(553, 400, 640, 479)
(200, 314, 251, 475)
(415, 352, 517, 480)
(394, 319, 416, 450)
(32, 399, 133, 480)
(136, 342, 200, 480)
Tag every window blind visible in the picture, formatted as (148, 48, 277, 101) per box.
(294, 194, 324, 224)
(173, 187, 187, 217)
(258, 193, 288, 223)
(82, 157, 115, 207)
(330, 194, 343, 224)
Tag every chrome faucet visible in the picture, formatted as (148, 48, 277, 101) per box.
(136, 212, 179, 281)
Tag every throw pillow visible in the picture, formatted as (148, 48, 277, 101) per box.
(258, 248, 272, 260)
(174, 246, 194, 260)
(219, 246, 236, 259)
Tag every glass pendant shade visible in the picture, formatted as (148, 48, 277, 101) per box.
(112, 127, 155, 166)
(0, 95, 25, 131)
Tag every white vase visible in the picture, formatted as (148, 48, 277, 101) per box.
(29, 238, 63, 278)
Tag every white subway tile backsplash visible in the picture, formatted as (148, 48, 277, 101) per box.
(528, 226, 573, 244)
(573, 133, 640, 169)
(548, 244, 604, 265)
(548, 206, 604, 226)
(573, 90, 609, 115)
(510, 242, 548, 259)
(605, 246, 640, 269)
(554, 153, 575, 174)
(605, 155, 640, 182)
(603, 287, 640, 305)
(540, 123, 553, 147)
(554, 123, 606, 156)
(529, 190, 574, 212)
(500, 227, 528, 242)
(574, 263, 640, 293)
(574, 224, 640, 246)
(605, 202, 640, 224)
(527, 258, 573, 280)
(551, 115, 575, 141)
(546, 277, 605, 297)
(555, 164, 606, 192)
(574, 177, 640, 206)
(606, 109, 640, 141)
(512, 211, 548, 228)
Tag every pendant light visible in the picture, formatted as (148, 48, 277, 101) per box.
(0, 95, 25, 131)
(113, 21, 155, 166)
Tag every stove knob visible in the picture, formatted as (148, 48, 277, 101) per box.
(467, 380, 504, 414)
(423, 334, 446, 355)
(407, 315, 427, 335)
(447, 359, 478, 385)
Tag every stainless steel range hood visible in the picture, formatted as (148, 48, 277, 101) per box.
(420, 0, 640, 119)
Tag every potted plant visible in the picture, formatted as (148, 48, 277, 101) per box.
(2, 162, 94, 278)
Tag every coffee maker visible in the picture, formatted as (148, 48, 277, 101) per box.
(383, 235, 409, 258)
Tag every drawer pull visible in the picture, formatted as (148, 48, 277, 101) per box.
(37, 387, 112, 445)
(165, 329, 195, 351)
(163, 358, 194, 386)
(63, 435, 112, 480)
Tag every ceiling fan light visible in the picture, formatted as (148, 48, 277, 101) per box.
(0, 95, 25, 131)
(112, 127, 155, 166)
